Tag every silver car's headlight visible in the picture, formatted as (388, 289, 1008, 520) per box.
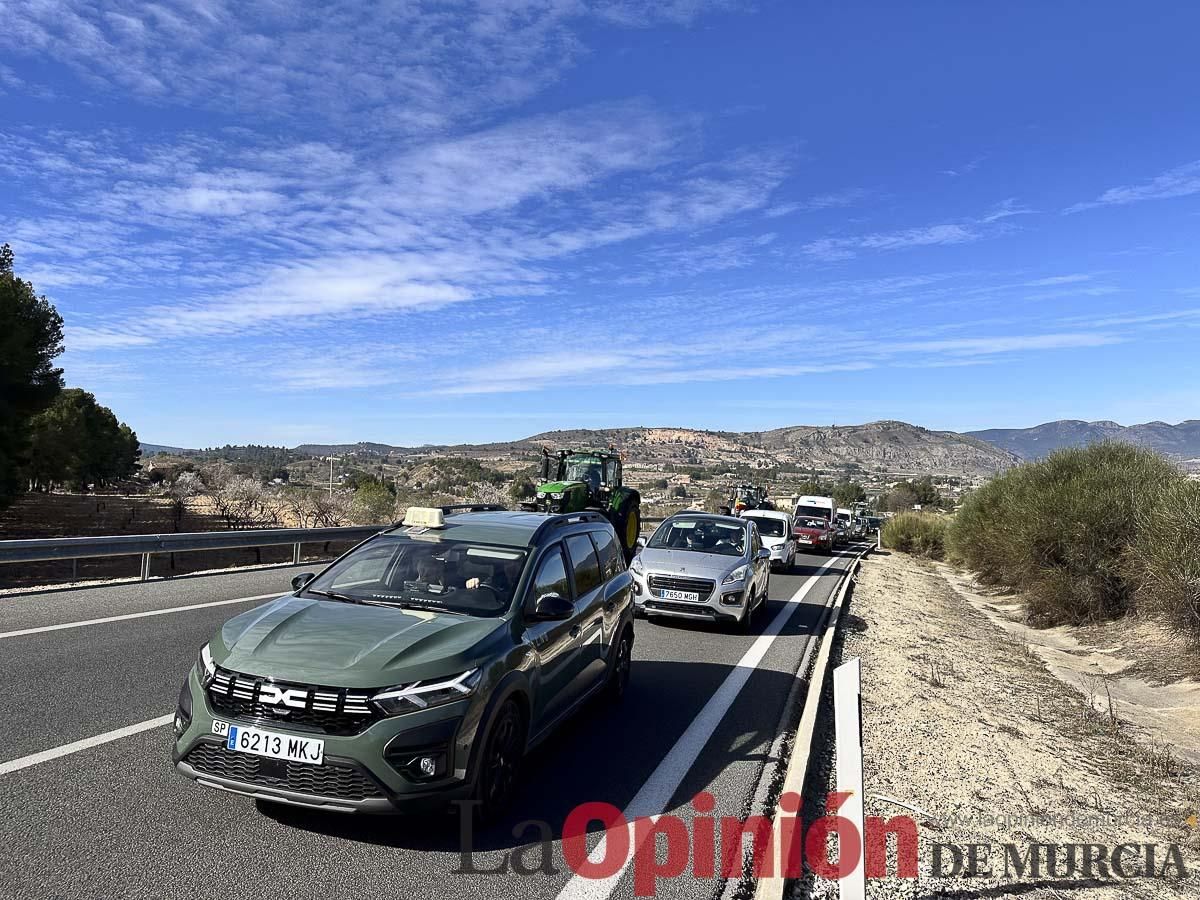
(630, 555, 645, 575)
(372, 669, 481, 716)
(196, 643, 217, 688)
(723, 564, 750, 585)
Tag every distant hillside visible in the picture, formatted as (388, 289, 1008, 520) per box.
(274, 421, 1019, 477)
(139, 442, 194, 457)
(969, 420, 1200, 464)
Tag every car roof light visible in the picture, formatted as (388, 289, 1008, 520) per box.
(402, 507, 446, 529)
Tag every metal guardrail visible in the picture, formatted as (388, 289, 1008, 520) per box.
(0, 526, 386, 582)
(1, 513, 672, 585)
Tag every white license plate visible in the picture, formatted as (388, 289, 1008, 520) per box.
(798, 536, 812, 543)
(212, 720, 324, 765)
(660, 588, 701, 601)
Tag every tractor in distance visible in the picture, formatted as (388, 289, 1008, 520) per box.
(520, 448, 642, 559)
(731, 483, 775, 515)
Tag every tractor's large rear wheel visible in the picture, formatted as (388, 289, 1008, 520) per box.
(616, 503, 640, 561)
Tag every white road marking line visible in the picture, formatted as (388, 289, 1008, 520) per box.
(555, 556, 846, 900)
(0, 593, 280, 640)
(0, 714, 173, 777)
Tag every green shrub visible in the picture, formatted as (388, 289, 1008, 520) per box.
(882, 512, 948, 560)
(1126, 478, 1200, 644)
(946, 443, 1179, 626)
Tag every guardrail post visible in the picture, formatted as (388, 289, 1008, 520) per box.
(292, 542, 301, 565)
(139, 552, 151, 582)
(834, 658, 865, 900)
(877, 527, 882, 551)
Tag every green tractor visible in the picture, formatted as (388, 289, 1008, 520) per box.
(520, 448, 642, 559)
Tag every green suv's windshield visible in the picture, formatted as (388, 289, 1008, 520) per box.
(303, 536, 527, 617)
(648, 518, 746, 556)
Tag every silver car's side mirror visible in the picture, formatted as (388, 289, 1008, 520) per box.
(292, 572, 315, 592)
(634, 537, 647, 554)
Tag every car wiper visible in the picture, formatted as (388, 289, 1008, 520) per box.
(305, 588, 362, 604)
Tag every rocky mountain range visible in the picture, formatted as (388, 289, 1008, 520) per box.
(968, 420, 1200, 463)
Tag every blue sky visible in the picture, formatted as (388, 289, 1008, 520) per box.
(2, 1, 1198, 448)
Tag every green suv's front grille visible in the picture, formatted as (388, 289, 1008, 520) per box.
(186, 741, 386, 801)
(208, 667, 381, 736)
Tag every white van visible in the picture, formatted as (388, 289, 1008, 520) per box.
(794, 495, 835, 526)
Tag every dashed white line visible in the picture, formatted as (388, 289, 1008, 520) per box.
(0, 593, 280, 640)
(0, 714, 174, 777)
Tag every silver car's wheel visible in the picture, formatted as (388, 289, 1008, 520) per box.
(738, 592, 756, 633)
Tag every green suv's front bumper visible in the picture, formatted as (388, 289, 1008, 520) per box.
(172, 668, 488, 814)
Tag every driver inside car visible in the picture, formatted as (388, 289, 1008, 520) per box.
(465, 558, 520, 595)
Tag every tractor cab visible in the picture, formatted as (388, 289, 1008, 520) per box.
(521, 447, 642, 559)
(527, 448, 623, 512)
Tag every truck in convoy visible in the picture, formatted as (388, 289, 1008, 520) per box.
(792, 495, 837, 551)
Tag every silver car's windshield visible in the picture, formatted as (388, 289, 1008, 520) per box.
(649, 519, 745, 557)
(303, 536, 527, 617)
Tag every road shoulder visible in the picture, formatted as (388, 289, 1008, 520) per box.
(812, 549, 1200, 898)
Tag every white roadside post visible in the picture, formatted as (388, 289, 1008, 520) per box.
(834, 658, 866, 900)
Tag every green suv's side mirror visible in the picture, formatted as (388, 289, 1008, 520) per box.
(529, 592, 573, 622)
(292, 573, 315, 592)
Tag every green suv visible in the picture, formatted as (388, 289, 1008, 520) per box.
(172, 507, 634, 817)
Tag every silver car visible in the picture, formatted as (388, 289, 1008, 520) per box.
(629, 512, 771, 630)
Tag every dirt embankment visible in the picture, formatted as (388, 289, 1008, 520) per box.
(835, 550, 1200, 899)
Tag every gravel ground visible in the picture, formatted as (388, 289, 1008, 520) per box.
(796, 550, 1200, 899)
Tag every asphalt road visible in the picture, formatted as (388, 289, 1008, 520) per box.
(0, 547, 860, 900)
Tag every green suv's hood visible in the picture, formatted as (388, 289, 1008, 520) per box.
(214, 596, 508, 689)
(537, 480, 583, 493)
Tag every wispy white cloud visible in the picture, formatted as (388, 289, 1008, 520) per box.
(1065, 160, 1200, 213)
(981, 197, 1037, 223)
(803, 223, 979, 261)
(764, 188, 868, 218)
(1, 1, 733, 136)
(23, 104, 787, 348)
(941, 155, 987, 177)
(1023, 273, 1093, 287)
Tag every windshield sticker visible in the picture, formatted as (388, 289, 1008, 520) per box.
(466, 547, 523, 560)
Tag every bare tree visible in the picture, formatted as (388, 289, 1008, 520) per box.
(164, 471, 201, 531)
(211, 476, 278, 529)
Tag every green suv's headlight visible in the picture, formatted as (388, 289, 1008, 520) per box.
(196, 643, 217, 688)
(550, 492, 565, 500)
(723, 564, 750, 585)
(371, 669, 481, 716)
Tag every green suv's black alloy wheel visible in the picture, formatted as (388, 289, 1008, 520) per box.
(479, 700, 524, 819)
(606, 630, 632, 702)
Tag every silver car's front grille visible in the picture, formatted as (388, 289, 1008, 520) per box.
(647, 574, 715, 601)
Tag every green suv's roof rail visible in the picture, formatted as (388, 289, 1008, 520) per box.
(531, 510, 611, 543)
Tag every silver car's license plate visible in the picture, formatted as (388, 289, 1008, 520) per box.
(660, 589, 700, 601)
